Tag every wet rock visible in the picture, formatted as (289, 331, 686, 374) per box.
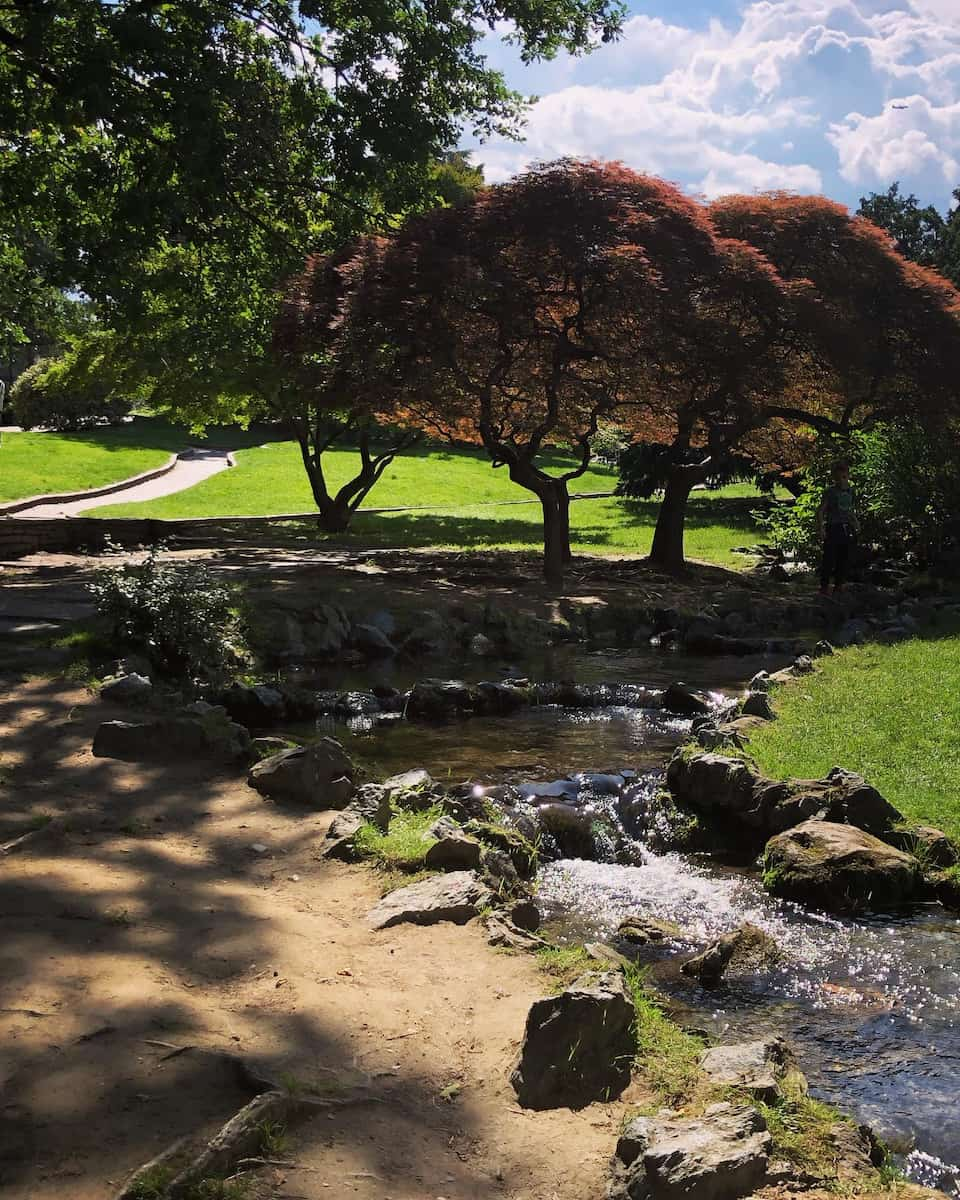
(700, 1039, 788, 1100)
(482, 912, 546, 951)
(100, 673, 153, 704)
(510, 971, 635, 1110)
(480, 847, 521, 894)
(218, 682, 285, 727)
(510, 898, 541, 931)
(741, 691, 774, 720)
(667, 752, 757, 820)
(661, 684, 712, 716)
(887, 825, 959, 868)
(792, 654, 815, 674)
(534, 802, 598, 860)
(405, 679, 477, 719)
(367, 871, 493, 930)
(681, 923, 780, 987)
(813, 640, 835, 657)
(612, 1103, 771, 1200)
(351, 623, 397, 657)
(92, 708, 250, 764)
(247, 737, 355, 808)
(747, 671, 771, 693)
(463, 820, 538, 879)
(517, 778, 581, 802)
(424, 832, 483, 871)
(475, 681, 528, 714)
(762, 820, 922, 912)
(617, 915, 681, 945)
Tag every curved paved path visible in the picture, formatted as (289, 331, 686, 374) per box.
(15, 448, 233, 519)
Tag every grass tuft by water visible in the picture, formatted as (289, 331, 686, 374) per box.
(623, 964, 705, 1105)
(354, 803, 445, 871)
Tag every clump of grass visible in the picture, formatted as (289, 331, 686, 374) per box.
(127, 1164, 175, 1199)
(257, 1118, 287, 1155)
(624, 964, 705, 1105)
(755, 1069, 853, 1180)
(534, 943, 595, 989)
(375, 867, 438, 895)
(354, 802, 445, 870)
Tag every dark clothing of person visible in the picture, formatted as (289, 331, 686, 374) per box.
(822, 484, 856, 531)
(821, 523, 854, 590)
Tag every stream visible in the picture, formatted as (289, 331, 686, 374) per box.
(290, 645, 960, 1194)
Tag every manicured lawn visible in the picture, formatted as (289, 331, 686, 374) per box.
(95, 440, 619, 517)
(95, 438, 770, 567)
(0, 417, 276, 504)
(748, 631, 960, 841)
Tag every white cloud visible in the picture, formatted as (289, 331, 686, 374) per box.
(471, 0, 960, 207)
(829, 95, 960, 184)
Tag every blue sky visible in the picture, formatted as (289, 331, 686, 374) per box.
(467, 0, 960, 212)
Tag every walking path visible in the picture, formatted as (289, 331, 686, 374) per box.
(14, 447, 233, 519)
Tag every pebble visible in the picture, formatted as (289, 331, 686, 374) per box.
(287, 873, 300, 881)
(250, 843, 268, 853)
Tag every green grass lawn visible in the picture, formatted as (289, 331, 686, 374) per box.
(749, 631, 960, 841)
(0, 417, 278, 504)
(95, 439, 770, 567)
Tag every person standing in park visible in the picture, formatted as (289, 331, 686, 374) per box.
(817, 461, 858, 595)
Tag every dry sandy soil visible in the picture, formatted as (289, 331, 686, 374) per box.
(0, 676, 631, 1200)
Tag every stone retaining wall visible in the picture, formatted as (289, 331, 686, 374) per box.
(0, 453, 179, 516)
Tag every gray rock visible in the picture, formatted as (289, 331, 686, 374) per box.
(247, 737, 355, 808)
(617, 915, 681, 945)
(616, 1103, 771, 1200)
(700, 1040, 788, 1100)
(747, 671, 771, 693)
(813, 640, 835, 657)
(405, 679, 477, 719)
(218, 682, 285, 726)
(92, 709, 250, 763)
(100, 673, 153, 704)
(367, 871, 493, 930)
(424, 832, 483, 871)
(820, 766, 903, 835)
(381, 767, 438, 810)
(510, 971, 636, 1110)
(792, 654, 814, 674)
(762, 820, 922, 912)
(318, 808, 365, 861)
(352, 623, 397, 657)
(681, 924, 780, 987)
(482, 912, 546, 951)
(741, 691, 774, 720)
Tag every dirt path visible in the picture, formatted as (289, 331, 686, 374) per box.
(0, 678, 627, 1199)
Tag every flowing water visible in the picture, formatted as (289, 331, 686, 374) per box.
(295, 645, 960, 1193)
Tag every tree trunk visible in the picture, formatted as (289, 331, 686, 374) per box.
(649, 469, 698, 571)
(540, 488, 568, 587)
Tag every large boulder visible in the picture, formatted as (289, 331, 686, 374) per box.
(762, 820, 922, 912)
(367, 871, 493, 930)
(661, 684, 711, 716)
(666, 752, 758, 821)
(424, 832, 483, 871)
(92, 706, 250, 763)
(247, 737, 355, 808)
(613, 1103, 771, 1200)
(218, 682, 286, 727)
(510, 971, 636, 1110)
(405, 679, 478, 720)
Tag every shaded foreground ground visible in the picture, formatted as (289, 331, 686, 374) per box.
(0, 678, 626, 1199)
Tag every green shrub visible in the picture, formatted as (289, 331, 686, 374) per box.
(8, 334, 138, 430)
(89, 546, 244, 676)
(761, 424, 960, 568)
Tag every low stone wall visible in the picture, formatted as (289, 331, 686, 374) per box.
(0, 453, 178, 516)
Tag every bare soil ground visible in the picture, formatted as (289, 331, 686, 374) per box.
(0, 677, 631, 1200)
